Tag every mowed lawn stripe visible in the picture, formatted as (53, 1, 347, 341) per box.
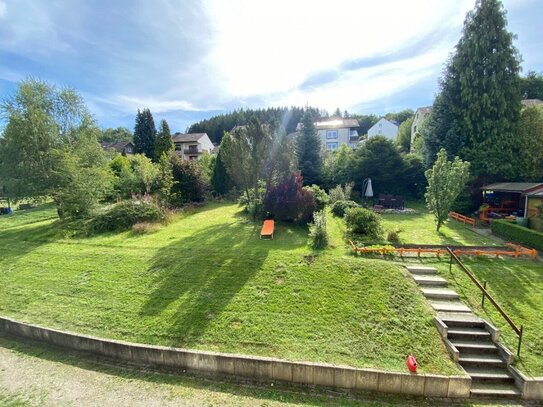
(0, 202, 458, 374)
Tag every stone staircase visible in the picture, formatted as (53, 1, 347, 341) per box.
(406, 265, 521, 399)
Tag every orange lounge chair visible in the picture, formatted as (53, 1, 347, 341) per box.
(260, 219, 274, 239)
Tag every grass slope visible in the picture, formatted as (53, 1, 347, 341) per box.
(0, 202, 457, 375)
(376, 204, 543, 376)
(429, 257, 543, 377)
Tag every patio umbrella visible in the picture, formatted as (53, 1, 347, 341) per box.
(364, 178, 374, 198)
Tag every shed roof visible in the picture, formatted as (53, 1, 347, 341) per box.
(481, 182, 543, 194)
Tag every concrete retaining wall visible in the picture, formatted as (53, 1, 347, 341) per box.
(0, 316, 471, 398)
(509, 366, 543, 400)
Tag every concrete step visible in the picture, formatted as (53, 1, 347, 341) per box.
(438, 312, 484, 327)
(421, 288, 459, 300)
(463, 366, 514, 383)
(430, 301, 472, 313)
(470, 382, 521, 399)
(450, 339, 498, 353)
(459, 354, 505, 368)
(448, 327, 491, 340)
(412, 275, 448, 287)
(405, 266, 437, 275)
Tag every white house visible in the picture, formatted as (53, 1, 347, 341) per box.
(172, 133, 215, 160)
(410, 106, 432, 149)
(295, 118, 360, 151)
(367, 118, 398, 139)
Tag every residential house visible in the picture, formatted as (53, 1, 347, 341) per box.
(367, 118, 398, 140)
(100, 141, 135, 155)
(172, 133, 214, 160)
(294, 118, 360, 151)
(410, 106, 432, 149)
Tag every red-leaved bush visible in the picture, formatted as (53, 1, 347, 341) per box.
(264, 173, 316, 224)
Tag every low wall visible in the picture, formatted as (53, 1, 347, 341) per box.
(0, 316, 471, 398)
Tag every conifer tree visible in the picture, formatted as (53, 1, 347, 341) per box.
(154, 119, 174, 162)
(423, 0, 521, 181)
(133, 108, 157, 159)
(296, 110, 323, 186)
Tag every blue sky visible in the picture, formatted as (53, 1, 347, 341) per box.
(1, 0, 542, 132)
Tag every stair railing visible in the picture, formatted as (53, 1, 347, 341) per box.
(446, 247, 524, 356)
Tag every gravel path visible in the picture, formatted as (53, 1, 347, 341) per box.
(0, 335, 534, 407)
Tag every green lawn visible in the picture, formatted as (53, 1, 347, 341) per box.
(376, 204, 543, 376)
(380, 202, 497, 246)
(0, 202, 458, 375)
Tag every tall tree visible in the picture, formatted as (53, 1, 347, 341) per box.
(425, 149, 470, 231)
(133, 108, 157, 158)
(352, 136, 406, 196)
(322, 144, 354, 188)
(211, 139, 233, 195)
(154, 119, 173, 161)
(220, 118, 273, 203)
(296, 110, 323, 186)
(423, 0, 521, 181)
(0, 78, 110, 217)
(396, 116, 414, 152)
(516, 105, 543, 181)
(333, 107, 342, 118)
(99, 127, 133, 143)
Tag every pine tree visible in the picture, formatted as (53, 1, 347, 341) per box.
(154, 119, 174, 161)
(423, 0, 521, 181)
(133, 108, 157, 158)
(296, 110, 323, 186)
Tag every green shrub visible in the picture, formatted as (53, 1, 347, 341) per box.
(330, 200, 359, 217)
(328, 183, 353, 204)
(90, 199, 165, 233)
(386, 226, 403, 243)
(308, 210, 329, 249)
(344, 207, 383, 240)
(304, 185, 329, 211)
(491, 220, 543, 251)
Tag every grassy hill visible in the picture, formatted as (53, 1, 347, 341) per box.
(0, 202, 458, 375)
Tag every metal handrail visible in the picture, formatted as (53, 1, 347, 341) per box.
(446, 247, 524, 356)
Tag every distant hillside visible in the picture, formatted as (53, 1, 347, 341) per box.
(187, 107, 414, 144)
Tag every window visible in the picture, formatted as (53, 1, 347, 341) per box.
(174, 143, 182, 151)
(379, 123, 382, 127)
(326, 130, 338, 139)
(326, 142, 338, 151)
(413, 125, 417, 133)
(378, 129, 382, 134)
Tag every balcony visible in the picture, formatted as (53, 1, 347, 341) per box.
(183, 148, 201, 155)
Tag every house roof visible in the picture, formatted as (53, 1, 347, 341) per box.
(481, 182, 543, 194)
(416, 106, 433, 114)
(172, 133, 207, 142)
(521, 99, 543, 107)
(296, 118, 359, 131)
(100, 141, 134, 153)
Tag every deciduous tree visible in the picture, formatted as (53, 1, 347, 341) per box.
(425, 149, 470, 231)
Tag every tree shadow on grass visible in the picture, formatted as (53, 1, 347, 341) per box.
(140, 219, 305, 346)
(0, 221, 61, 266)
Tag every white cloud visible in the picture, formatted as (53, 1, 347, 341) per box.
(202, 0, 473, 102)
(0, 2, 6, 19)
(91, 94, 210, 115)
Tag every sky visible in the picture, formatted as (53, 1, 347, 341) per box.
(1, 0, 542, 132)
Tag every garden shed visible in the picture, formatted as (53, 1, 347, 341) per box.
(480, 182, 543, 220)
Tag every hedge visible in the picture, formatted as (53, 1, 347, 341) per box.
(491, 220, 543, 251)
